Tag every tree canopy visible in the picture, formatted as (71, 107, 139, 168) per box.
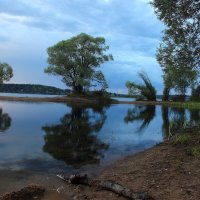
(0, 62, 13, 84)
(44, 33, 113, 94)
(151, 0, 200, 99)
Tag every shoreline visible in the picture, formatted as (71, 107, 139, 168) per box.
(0, 95, 197, 107)
(2, 128, 200, 200)
(1, 96, 200, 199)
(53, 127, 200, 200)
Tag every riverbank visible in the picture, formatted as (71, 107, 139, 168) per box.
(0, 95, 114, 104)
(1, 126, 200, 200)
(1, 95, 200, 109)
(54, 126, 200, 200)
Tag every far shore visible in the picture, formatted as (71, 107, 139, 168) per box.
(0, 95, 197, 107)
(0, 96, 200, 109)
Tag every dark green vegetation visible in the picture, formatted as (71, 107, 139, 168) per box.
(0, 62, 13, 84)
(45, 33, 113, 94)
(0, 84, 70, 95)
(108, 92, 134, 98)
(151, 0, 200, 100)
(126, 72, 156, 101)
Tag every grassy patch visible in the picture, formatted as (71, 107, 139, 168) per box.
(170, 102, 200, 109)
(190, 146, 200, 157)
(173, 134, 192, 146)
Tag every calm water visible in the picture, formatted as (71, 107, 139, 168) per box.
(0, 92, 64, 98)
(0, 100, 199, 197)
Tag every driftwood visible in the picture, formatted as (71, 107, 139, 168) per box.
(57, 173, 153, 200)
(0, 184, 45, 200)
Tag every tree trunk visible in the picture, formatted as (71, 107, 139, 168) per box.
(162, 87, 170, 101)
(73, 85, 83, 94)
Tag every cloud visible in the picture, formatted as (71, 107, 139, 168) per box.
(0, 0, 164, 93)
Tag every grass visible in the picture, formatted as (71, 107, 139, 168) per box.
(173, 134, 192, 145)
(169, 101, 200, 109)
(190, 146, 200, 157)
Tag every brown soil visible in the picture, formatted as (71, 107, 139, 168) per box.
(0, 185, 45, 200)
(47, 128, 200, 200)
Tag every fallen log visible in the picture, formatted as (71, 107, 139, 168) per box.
(57, 173, 153, 200)
(99, 180, 151, 200)
(0, 184, 45, 200)
(57, 173, 89, 185)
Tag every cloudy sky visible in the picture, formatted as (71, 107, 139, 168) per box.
(0, 0, 164, 93)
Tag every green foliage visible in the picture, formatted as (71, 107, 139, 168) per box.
(0, 84, 69, 95)
(191, 85, 200, 101)
(190, 146, 200, 157)
(0, 62, 13, 84)
(126, 72, 156, 101)
(44, 33, 113, 94)
(173, 134, 192, 146)
(151, 0, 200, 97)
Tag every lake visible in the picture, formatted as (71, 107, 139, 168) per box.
(0, 100, 199, 197)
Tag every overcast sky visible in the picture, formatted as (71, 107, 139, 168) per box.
(0, 0, 164, 93)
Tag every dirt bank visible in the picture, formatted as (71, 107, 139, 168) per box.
(48, 127, 200, 200)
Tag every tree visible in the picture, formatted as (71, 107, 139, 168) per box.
(151, 0, 200, 99)
(0, 62, 13, 84)
(126, 72, 157, 101)
(44, 33, 113, 94)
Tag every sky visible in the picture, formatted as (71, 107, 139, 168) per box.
(0, 0, 164, 94)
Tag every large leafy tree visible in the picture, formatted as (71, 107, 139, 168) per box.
(0, 62, 13, 84)
(44, 33, 113, 94)
(151, 0, 200, 100)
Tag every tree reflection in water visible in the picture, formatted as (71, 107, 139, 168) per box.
(42, 104, 109, 168)
(189, 109, 200, 126)
(0, 108, 11, 133)
(124, 105, 156, 131)
(161, 106, 200, 138)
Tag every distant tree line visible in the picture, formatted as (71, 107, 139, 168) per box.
(0, 84, 70, 95)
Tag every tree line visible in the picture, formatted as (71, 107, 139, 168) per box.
(0, 84, 70, 95)
(1, 0, 199, 100)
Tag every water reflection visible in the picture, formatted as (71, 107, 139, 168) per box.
(0, 108, 11, 133)
(161, 106, 170, 138)
(190, 109, 200, 126)
(161, 106, 200, 138)
(124, 105, 156, 131)
(42, 104, 109, 168)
